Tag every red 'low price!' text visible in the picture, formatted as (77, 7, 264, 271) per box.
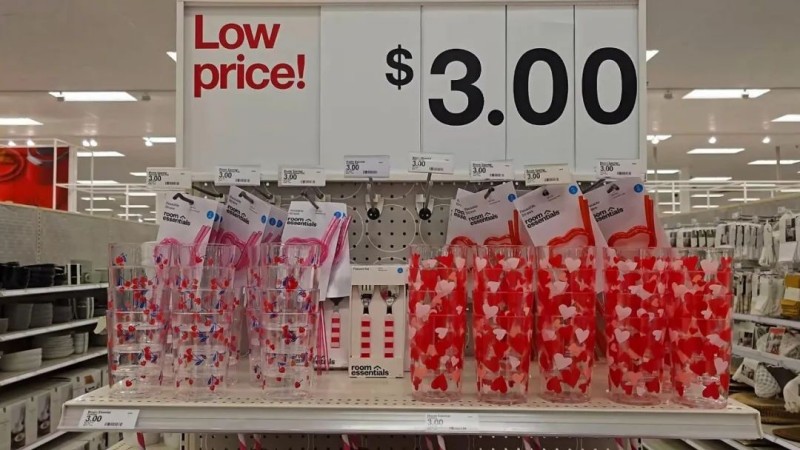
(193, 15, 306, 98)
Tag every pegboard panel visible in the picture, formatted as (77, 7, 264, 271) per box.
(184, 434, 633, 450)
(39, 209, 115, 266)
(0, 203, 39, 264)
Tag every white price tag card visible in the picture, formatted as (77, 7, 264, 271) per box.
(409, 153, 455, 175)
(344, 155, 391, 178)
(279, 167, 326, 187)
(215, 165, 260, 186)
(78, 409, 139, 430)
(596, 159, 644, 179)
(470, 161, 514, 181)
(524, 164, 572, 186)
(424, 413, 480, 432)
(146, 167, 190, 190)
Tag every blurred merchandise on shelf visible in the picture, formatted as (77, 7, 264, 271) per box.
(0, 146, 69, 210)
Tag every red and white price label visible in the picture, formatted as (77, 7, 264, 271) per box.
(470, 161, 514, 181)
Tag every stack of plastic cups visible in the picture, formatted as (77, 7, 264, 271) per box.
(171, 244, 237, 398)
(246, 243, 321, 398)
(603, 248, 670, 405)
(407, 245, 468, 402)
(107, 242, 173, 397)
(472, 245, 535, 404)
(668, 248, 733, 408)
(535, 246, 597, 403)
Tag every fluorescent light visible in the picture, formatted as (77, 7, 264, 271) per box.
(763, 136, 772, 144)
(773, 114, 800, 123)
(49, 91, 136, 102)
(661, 211, 681, 214)
(76, 180, 119, 186)
(85, 208, 113, 212)
(781, 189, 800, 193)
(658, 202, 679, 206)
(647, 169, 680, 175)
(118, 213, 142, 218)
(729, 198, 761, 202)
(80, 196, 109, 201)
(143, 136, 176, 144)
(150, 210, 157, 214)
(692, 205, 719, 209)
(0, 118, 42, 126)
(691, 193, 725, 198)
(748, 160, 800, 165)
(6, 140, 15, 146)
(648, 189, 679, 194)
(708, 136, 717, 144)
(130, 172, 147, 177)
(77, 151, 125, 158)
(167, 51, 177, 61)
(687, 148, 744, 155)
(89, 139, 97, 147)
(744, 183, 776, 187)
(126, 192, 157, 197)
(647, 134, 672, 143)
(690, 176, 732, 182)
(646, 50, 659, 61)
(683, 89, 769, 99)
(143, 218, 157, 222)
(26, 139, 34, 146)
(120, 204, 150, 209)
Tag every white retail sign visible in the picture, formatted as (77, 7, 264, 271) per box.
(78, 409, 139, 430)
(470, 161, 514, 181)
(524, 163, 572, 186)
(215, 165, 261, 186)
(179, 2, 643, 177)
(409, 152, 455, 174)
(278, 166, 326, 187)
(596, 158, 644, 178)
(344, 155, 391, 178)
(424, 413, 480, 432)
(146, 167, 191, 190)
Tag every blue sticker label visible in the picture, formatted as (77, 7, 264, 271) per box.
(276, 220, 284, 228)
(206, 211, 214, 219)
(634, 183, 644, 193)
(269, 217, 276, 226)
(261, 215, 267, 224)
(507, 193, 517, 202)
(397, 267, 404, 274)
(569, 185, 579, 195)
(334, 211, 343, 218)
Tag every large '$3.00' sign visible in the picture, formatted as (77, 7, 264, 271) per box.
(181, 3, 643, 176)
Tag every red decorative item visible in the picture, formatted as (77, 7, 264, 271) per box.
(408, 245, 468, 402)
(535, 246, 597, 403)
(668, 248, 733, 408)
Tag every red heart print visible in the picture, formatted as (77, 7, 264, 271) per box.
(431, 374, 448, 391)
(483, 356, 501, 373)
(645, 378, 660, 393)
(675, 381, 685, 397)
(628, 334, 647, 357)
(546, 377, 562, 393)
(690, 360, 707, 376)
(412, 376, 422, 391)
(539, 353, 553, 372)
(720, 373, 730, 391)
(560, 366, 581, 387)
(491, 376, 508, 393)
(702, 382, 720, 399)
(609, 367, 623, 387)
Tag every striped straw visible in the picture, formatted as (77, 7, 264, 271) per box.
(136, 432, 146, 450)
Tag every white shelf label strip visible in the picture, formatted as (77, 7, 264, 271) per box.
(78, 409, 140, 430)
(424, 413, 480, 432)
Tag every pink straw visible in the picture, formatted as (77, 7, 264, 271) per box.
(219, 230, 263, 270)
(253, 435, 262, 450)
(341, 435, 351, 450)
(136, 432, 146, 449)
(237, 434, 247, 450)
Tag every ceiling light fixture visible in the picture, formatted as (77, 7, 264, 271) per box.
(0, 118, 42, 126)
(691, 193, 725, 198)
(744, 183, 777, 187)
(89, 139, 97, 147)
(781, 189, 800, 193)
(120, 204, 150, 209)
(748, 160, 800, 165)
(6, 140, 15, 146)
(117, 213, 143, 218)
(49, 91, 137, 102)
(26, 139, 34, 146)
(167, 51, 177, 61)
(144, 140, 153, 147)
(763, 136, 772, 144)
(130, 172, 147, 177)
(660, 211, 680, 214)
(143, 136, 176, 144)
(729, 198, 761, 202)
(646, 50, 659, 61)
(683, 89, 770, 100)
(648, 189, 679, 194)
(126, 192, 157, 197)
(646, 169, 680, 175)
(708, 136, 717, 144)
(76, 151, 125, 158)
(692, 205, 719, 209)
(772, 114, 800, 123)
(687, 148, 744, 155)
(658, 201, 680, 206)
(646, 134, 672, 143)
(80, 197, 109, 201)
(690, 176, 733, 182)
(143, 218, 157, 222)
(76, 180, 119, 186)
(85, 208, 113, 212)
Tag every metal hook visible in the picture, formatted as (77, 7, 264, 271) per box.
(301, 189, 320, 210)
(238, 190, 254, 204)
(192, 183, 224, 199)
(582, 178, 607, 194)
(172, 193, 194, 205)
(484, 185, 495, 199)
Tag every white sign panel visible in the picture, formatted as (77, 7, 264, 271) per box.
(596, 159, 644, 178)
(215, 165, 261, 186)
(470, 161, 514, 181)
(279, 167, 326, 187)
(409, 152, 455, 174)
(424, 413, 480, 432)
(525, 164, 572, 186)
(146, 167, 191, 190)
(321, 7, 421, 173)
(344, 155, 391, 178)
(78, 409, 139, 430)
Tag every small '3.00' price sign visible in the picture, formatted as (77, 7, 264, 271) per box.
(78, 409, 139, 430)
(343, 155, 391, 178)
(409, 152, 455, 174)
(424, 413, 480, 432)
(278, 167, 326, 187)
(146, 167, 191, 190)
(470, 161, 514, 181)
(215, 165, 261, 186)
(595, 159, 644, 179)
(524, 164, 572, 186)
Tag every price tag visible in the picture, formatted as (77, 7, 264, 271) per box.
(146, 167, 190, 190)
(470, 161, 514, 181)
(344, 155, 391, 178)
(78, 409, 139, 430)
(596, 159, 644, 179)
(524, 164, 572, 186)
(424, 413, 480, 432)
(409, 153, 455, 175)
(215, 165, 260, 186)
(278, 167, 326, 187)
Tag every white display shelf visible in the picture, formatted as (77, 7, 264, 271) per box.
(0, 348, 106, 387)
(20, 430, 68, 450)
(0, 283, 107, 298)
(60, 366, 762, 439)
(733, 314, 800, 330)
(762, 425, 800, 450)
(109, 442, 174, 450)
(733, 346, 800, 371)
(682, 439, 735, 450)
(0, 318, 101, 343)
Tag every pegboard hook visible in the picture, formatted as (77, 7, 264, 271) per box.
(366, 177, 381, 220)
(300, 189, 320, 210)
(418, 173, 433, 220)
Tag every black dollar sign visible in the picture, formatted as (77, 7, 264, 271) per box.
(386, 44, 414, 90)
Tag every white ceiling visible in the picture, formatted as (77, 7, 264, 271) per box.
(1, 0, 799, 217)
